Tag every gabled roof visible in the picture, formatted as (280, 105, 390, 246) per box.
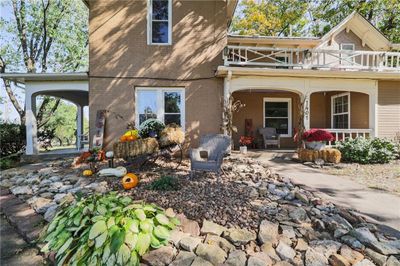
(320, 11, 391, 51)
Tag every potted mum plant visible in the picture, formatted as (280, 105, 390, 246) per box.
(239, 136, 254, 154)
(303, 129, 334, 150)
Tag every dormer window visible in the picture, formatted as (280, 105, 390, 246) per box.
(340, 43, 355, 64)
(148, 0, 172, 45)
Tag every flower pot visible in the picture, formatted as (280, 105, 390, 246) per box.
(305, 141, 326, 151)
(240, 146, 247, 154)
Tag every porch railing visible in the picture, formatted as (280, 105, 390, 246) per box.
(324, 128, 373, 147)
(224, 45, 400, 72)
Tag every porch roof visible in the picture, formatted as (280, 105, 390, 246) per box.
(0, 72, 88, 83)
(216, 66, 400, 80)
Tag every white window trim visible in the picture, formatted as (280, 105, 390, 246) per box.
(147, 0, 172, 45)
(331, 92, 351, 129)
(340, 43, 355, 50)
(263, 97, 292, 137)
(135, 87, 185, 130)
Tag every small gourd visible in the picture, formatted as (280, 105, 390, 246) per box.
(122, 173, 139, 190)
(83, 169, 93, 176)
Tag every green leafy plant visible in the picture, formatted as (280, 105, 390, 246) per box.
(147, 176, 179, 191)
(338, 137, 399, 164)
(41, 193, 179, 265)
(139, 119, 165, 139)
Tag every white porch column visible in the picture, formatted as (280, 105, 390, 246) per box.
(303, 80, 311, 130)
(76, 104, 84, 150)
(369, 83, 378, 138)
(25, 92, 38, 155)
(223, 70, 232, 135)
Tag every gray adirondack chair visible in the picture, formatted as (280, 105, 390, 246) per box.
(189, 134, 231, 177)
(259, 127, 281, 149)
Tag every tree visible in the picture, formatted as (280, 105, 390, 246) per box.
(231, 0, 310, 37)
(309, 0, 400, 43)
(0, 0, 88, 125)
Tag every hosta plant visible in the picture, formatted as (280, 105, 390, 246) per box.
(40, 192, 179, 265)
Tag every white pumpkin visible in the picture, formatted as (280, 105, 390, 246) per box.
(98, 166, 127, 177)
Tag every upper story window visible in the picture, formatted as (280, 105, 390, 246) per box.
(148, 0, 172, 45)
(340, 43, 355, 64)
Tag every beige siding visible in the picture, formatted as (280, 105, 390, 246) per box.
(378, 81, 400, 139)
(89, 0, 227, 150)
(232, 91, 300, 149)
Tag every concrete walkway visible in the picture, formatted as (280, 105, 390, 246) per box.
(252, 152, 400, 235)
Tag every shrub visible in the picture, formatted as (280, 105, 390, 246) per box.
(303, 129, 334, 142)
(338, 137, 399, 164)
(0, 122, 25, 156)
(147, 176, 179, 191)
(41, 193, 179, 265)
(139, 119, 165, 139)
(0, 154, 20, 170)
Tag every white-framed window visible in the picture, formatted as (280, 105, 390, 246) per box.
(135, 87, 185, 129)
(331, 92, 350, 129)
(340, 43, 355, 64)
(147, 0, 172, 45)
(263, 98, 292, 137)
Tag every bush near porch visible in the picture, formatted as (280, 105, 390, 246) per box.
(338, 137, 399, 164)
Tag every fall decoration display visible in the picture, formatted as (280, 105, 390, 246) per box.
(239, 136, 254, 146)
(122, 173, 139, 190)
(82, 170, 93, 177)
(120, 129, 140, 142)
(113, 138, 159, 158)
(298, 148, 341, 164)
(139, 119, 165, 139)
(159, 124, 185, 147)
(40, 193, 180, 265)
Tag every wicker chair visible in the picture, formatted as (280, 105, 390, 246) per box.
(189, 134, 231, 177)
(259, 127, 281, 149)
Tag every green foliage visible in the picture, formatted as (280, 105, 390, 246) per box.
(139, 119, 165, 139)
(338, 137, 399, 164)
(40, 99, 78, 146)
(0, 122, 25, 156)
(41, 193, 180, 266)
(231, 0, 400, 43)
(231, 0, 309, 36)
(0, 154, 20, 170)
(147, 176, 179, 191)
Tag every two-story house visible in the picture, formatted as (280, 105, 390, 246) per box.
(4, 0, 399, 155)
(89, 1, 399, 150)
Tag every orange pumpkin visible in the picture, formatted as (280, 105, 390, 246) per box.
(125, 135, 137, 142)
(122, 173, 139, 190)
(120, 135, 128, 142)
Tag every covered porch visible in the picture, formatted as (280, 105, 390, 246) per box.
(1, 73, 89, 155)
(222, 72, 377, 149)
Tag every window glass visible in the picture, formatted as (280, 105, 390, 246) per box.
(137, 91, 158, 125)
(264, 99, 291, 136)
(149, 0, 170, 44)
(136, 89, 184, 128)
(332, 94, 350, 129)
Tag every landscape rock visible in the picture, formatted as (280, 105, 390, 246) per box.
(28, 197, 54, 214)
(289, 207, 308, 222)
(295, 238, 309, 251)
(350, 227, 378, 244)
(341, 235, 364, 250)
(386, 256, 400, 266)
(169, 230, 190, 247)
(295, 190, 309, 203)
(223, 228, 256, 246)
(180, 236, 201, 252)
(309, 240, 341, 258)
(205, 234, 236, 253)
(53, 193, 67, 203)
(276, 241, 296, 261)
(223, 250, 247, 266)
(247, 252, 273, 266)
(44, 205, 58, 222)
(141, 246, 175, 266)
(180, 218, 200, 236)
(353, 259, 375, 266)
(365, 248, 387, 266)
(340, 245, 364, 264)
(261, 243, 281, 261)
(280, 225, 296, 239)
(258, 220, 279, 245)
(201, 220, 226, 236)
(305, 247, 329, 266)
(11, 186, 33, 195)
(329, 254, 351, 266)
(170, 251, 196, 266)
(191, 256, 213, 266)
(195, 243, 227, 265)
(368, 241, 400, 255)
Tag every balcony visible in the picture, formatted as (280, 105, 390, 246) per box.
(223, 45, 400, 72)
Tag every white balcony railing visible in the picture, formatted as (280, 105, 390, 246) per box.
(224, 46, 400, 72)
(324, 128, 373, 147)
